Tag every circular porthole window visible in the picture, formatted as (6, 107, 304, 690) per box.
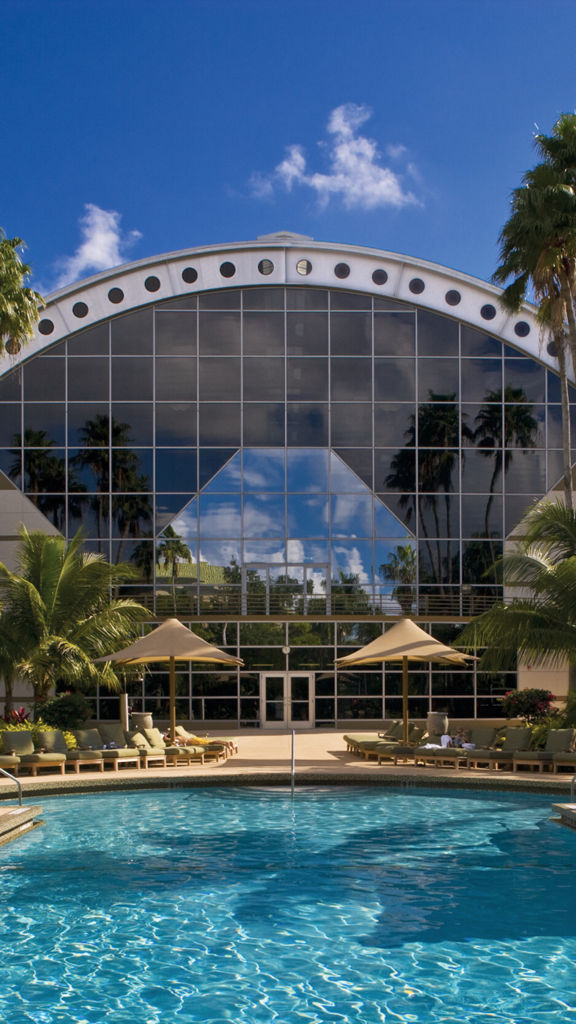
(182, 267, 198, 284)
(145, 276, 161, 292)
(480, 304, 496, 320)
(334, 262, 350, 279)
(514, 321, 530, 338)
(5, 338, 22, 355)
(372, 269, 388, 285)
(547, 340, 557, 357)
(409, 277, 425, 294)
(108, 288, 124, 304)
(296, 259, 312, 276)
(220, 262, 236, 278)
(38, 319, 55, 335)
(72, 302, 89, 318)
(258, 259, 274, 276)
(445, 289, 461, 306)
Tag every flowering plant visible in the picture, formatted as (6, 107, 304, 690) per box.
(499, 688, 555, 723)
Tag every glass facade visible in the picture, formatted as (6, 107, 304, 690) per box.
(1, 277, 567, 726)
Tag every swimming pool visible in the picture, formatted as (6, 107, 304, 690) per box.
(1, 786, 575, 1023)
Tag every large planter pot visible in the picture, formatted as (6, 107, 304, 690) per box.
(427, 711, 449, 736)
(130, 712, 154, 732)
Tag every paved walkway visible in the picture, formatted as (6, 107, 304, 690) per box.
(0, 731, 574, 797)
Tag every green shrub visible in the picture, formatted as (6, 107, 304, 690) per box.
(0, 718, 76, 750)
(499, 688, 555, 723)
(39, 693, 92, 731)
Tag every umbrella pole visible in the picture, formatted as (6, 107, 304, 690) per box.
(169, 655, 176, 740)
(402, 656, 409, 745)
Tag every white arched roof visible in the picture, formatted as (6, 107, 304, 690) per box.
(1, 233, 547, 374)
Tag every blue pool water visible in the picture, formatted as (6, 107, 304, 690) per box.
(1, 786, 575, 1024)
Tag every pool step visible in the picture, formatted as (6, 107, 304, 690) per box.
(0, 805, 43, 845)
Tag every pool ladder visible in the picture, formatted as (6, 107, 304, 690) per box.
(291, 729, 296, 795)
(0, 767, 22, 806)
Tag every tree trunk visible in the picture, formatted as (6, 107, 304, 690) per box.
(554, 330, 574, 510)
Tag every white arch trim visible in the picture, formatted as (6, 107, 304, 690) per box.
(1, 236, 547, 374)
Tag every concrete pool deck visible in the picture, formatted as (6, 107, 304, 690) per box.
(0, 730, 575, 798)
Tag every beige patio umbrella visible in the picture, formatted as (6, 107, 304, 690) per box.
(96, 617, 243, 739)
(336, 618, 475, 744)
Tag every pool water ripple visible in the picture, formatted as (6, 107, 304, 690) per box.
(1, 786, 576, 1023)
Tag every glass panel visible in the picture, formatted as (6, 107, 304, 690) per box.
(198, 312, 241, 354)
(199, 357, 241, 401)
(111, 404, 153, 446)
(462, 450, 504, 492)
(243, 404, 285, 445)
(330, 290, 371, 310)
(503, 449, 546, 492)
(243, 494, 285, 537)
(198, 495, 242, 536)
(330, 453, 366, 492)
(155, 404, 196, 445)
(332, 493, 372, 536)
(419, 540, 459, 584)
(199, 449, 239, 489)
(286, 288, 328, 310)
(0, 407, 20, 447)
(418, 361, 459, 402)
(199, 539, 241, 569)
(375, 448, 416, 493)
(111, 450, 153, 491)
(201, 453, 242, 492)
(290, 621, 333, 645)
(335, 449, 373, 489)
(374, 312, 415, 355)
(286, 539, 329, 562)
(198, 289, 240, 309)
(24, 358, 65, 401)
(374, 358, 415, 401)
(111, 309, 153, 354)
(111, 495, 153, 538)
(331, 403, 372, 446)
(68, 494, 109, 536)
(330, 358, 372, 401)
(243, 287, 285, 310)
(287, 449, 329, 492)
(243, 449, 285, 490)
(374, 506, 413, 538)
(243, 539, 285, 561)
(417, 310, 458, 356)
(67, 404, 108, 445)
(461, 326, 501, 357)
(505, 495, 534, 534)
(462, 539, 502, 583)
(156, 449, 197, 491)
(462, 494, 502, 538)
(374, 404, 415, 447)
(243, 358, 285, 400)
(287, 357, 328, 400)
(69, 448, 108, 491)
(504, 402, 544, 447)
(504, 359, 546, 402)
(461, 359, 502, 402)
(155, 311, 197, 355)
(287, 404, 328, 446)
(330, 312, 371, 355)
(417, 494, 460, 537)
(286, 313, 328, 354)
(462, 403, 499, 447)
(68, 358, 109, 401)
(243, 312, 285, 355)
(287, 493, 329, 537)
(111, 358, 153, 401)
(68, 322, 109, 355)
(418, 450, 459, 492)
(198, 403, 241, 445)
(23, 404, 66, 444)
(155, 495, 194, 532)
(240, 622, 285, 644)
(331, 539, 373, 583)
(156, 358, 197, 401)
(23, 448, 66, 492)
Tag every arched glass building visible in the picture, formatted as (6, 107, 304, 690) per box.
(0, 233, 568, 727)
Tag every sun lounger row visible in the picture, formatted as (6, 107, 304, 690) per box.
(344, 726, 576, 772)
(0, 723, 237, 775)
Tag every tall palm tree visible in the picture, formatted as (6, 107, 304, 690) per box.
(0, 230, 44, 356)
(494, 114, 576, 508)
(459, 500, 576, 684)
(0, 528, 148, 714)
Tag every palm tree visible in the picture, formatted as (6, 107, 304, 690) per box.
(0, 528, 148, 714)
(156, 524, 192, 613)
(494, 115, 576, 508)
(0, 230, 44, 356)
(459, 500, 576, 685)
(379, 543, 417, 614)
(473, 387, 539, 550)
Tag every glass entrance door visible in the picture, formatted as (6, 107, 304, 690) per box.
(260, 673, 314, 728)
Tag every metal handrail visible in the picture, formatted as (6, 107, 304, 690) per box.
(571, 774, 576, 804)
(291, 729, 296, 796)
(0, 767, 22, 806)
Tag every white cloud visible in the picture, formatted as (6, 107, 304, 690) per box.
(54, 204, 142, 288)
(251, 104, 421, 211)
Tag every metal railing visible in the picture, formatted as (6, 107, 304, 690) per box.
(0, 768, 22, 806)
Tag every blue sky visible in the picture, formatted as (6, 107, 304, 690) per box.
(3, 0, 576, 295)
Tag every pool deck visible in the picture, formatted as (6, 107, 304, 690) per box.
(1, 730, 575, 799)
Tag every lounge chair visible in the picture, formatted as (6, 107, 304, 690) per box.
(74, 728, 141, 770)
(345, 722, 405, 757)
(513, 728, 576, 773)
(175, 726, 237, 755)
(465, 726, 532, 770)
(0, 747, 21, 775)
(361, 726, 425, 762)
(37, 730, 104, 773)
(416, 726, 498, 769)
(124, 729, 168, 768)
(142, 727, 209, 765)
(7, 730, 66, 775)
